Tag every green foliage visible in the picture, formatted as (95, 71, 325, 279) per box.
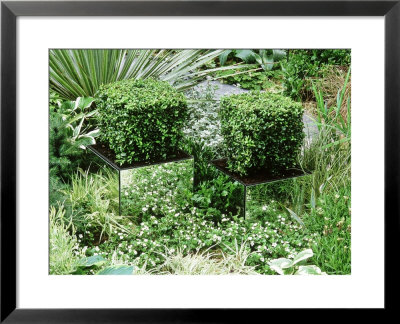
(63, 169, 127, 243)
(300, 74, 351, 206)
(96, 265, 134, 275)
(192, 175, 244, 223)
(97, 208, 316, 273)
(183, 139, 220, 189)
(219, 49, 286, 71)
(96, 78, 188, 165)
(49, 49, 240, 100)
(157, 245, 257, 275)
(268, 249, 326, 275)
(49, 93, 98, 182)
(303, 186, 351, 275)
(49, 50, 351, 276)
(73, 255, 109, 275)
(49, 205, 83, 275)
(184, 82, 223, 151)
(219, 92, 305, 175)
(282, 49, 351, 100)
(216, 50, 286, 90)
(216, 66, 281, 91)
(77, 255, 107, 267)
(312, 68, 351, 143)
(120, 159, 193, 223)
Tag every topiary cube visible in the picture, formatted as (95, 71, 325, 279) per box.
(95, 78, 188, 165)
(219, 92, 304, 176)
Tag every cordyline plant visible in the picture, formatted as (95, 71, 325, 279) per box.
(50, 49, 248, 100)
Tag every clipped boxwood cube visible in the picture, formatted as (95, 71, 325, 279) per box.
(219, 92, 304, 176)
(95, 78, 188, 165)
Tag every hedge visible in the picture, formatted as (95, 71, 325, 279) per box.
(219, 92, 304, 176)
(96, 78, 188, 165)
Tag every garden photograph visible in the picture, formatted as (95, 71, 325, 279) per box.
(49, 49, 351, 276)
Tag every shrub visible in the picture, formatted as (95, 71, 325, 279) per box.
(219, 92, 304, 176)
(96, 78, 188, 165)
(49, 93, 98, 182)
(282, 49, 351, 101)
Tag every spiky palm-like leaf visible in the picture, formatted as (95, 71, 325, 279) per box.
(50, 49, 237, 100)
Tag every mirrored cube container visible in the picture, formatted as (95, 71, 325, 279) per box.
(87, 143, 194, 217)
(211, 159, 312, 220)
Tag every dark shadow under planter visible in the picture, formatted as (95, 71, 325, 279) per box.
(211, 159, 312, 219)
(87, 142, 194, 217)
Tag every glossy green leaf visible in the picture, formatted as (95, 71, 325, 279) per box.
(295, 265, 326, 275)
(97, 265, 134, 275)
(219, 50, 232, 66)
(269, 258, 293, 275)
(292, 249, 313, 265)
(77, 255, 106, 267)
(285, 207, 305, 227)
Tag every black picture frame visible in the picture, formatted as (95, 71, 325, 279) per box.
(1, 0, 398, 321)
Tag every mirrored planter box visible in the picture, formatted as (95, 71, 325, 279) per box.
(211, 159, 312, 220)
(87, 143, 194, 217)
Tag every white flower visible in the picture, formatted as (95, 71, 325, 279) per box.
(142, 207, 148, 212)
(262, 206, 267, 211)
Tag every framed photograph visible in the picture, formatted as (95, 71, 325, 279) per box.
(1, 0, 398, 321)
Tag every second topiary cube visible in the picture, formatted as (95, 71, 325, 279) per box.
(219, 92, 304, 176)
(96, 78, 188, 165)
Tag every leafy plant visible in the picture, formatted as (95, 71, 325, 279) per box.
(96, 265, 134, 275)
(63, 168, 127, 242)
(96, 78, 188, 165)
(120, 159, 193, 222)
(49, 205, 83, 275)
(97, 205, 316, 273)
(215, 67, 283, 91)
(219, 92, 304, 175)
(219, 49, 286, 71)
(49, 94, 99, 182)
(50, 49, 244, 100)
(184, 82, 223, 151)
(156, 244, 258, 275)
(312, 68, 351, 144)
(192, 175, 244, 222)
(303, 187, 351, 275)
(282, 49, 351, 101)
(268, 249, 326, 275)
